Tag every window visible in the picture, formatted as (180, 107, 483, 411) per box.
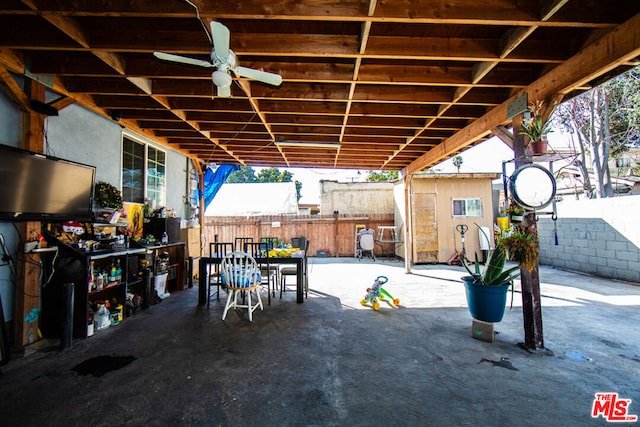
(452, 198, 482, 217)
(122, 135, 166, 207)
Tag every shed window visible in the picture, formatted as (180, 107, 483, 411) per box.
(452, 198, 482, 217)
(122, 136, 166, 207)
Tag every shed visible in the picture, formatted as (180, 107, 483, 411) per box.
(394, 173, 500, 264)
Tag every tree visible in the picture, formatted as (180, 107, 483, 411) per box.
(452, 155, 463, 173)
(555, 66, 640, 198)
(256, 168, 293, 183)
(366, 170, 399, 182)
(226, 166, 302, 200)
(226, 166, 257, 183)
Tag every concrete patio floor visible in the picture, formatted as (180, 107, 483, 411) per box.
(1, 257, 639, 426)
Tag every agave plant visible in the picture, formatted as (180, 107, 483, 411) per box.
(462, 225, 520, 286)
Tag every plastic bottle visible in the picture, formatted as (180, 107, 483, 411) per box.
(95, 304, 110, 331)
(95, 269, 104, 291)
(161, 232, 169, 244)
(115, 259, 122, 282)
(88, 261, 94, 292)
(109, 260, 117, 283)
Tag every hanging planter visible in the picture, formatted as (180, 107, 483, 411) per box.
(519, 100, 555, 155)
(529, 139, 548, 155)
(508, 213, 523, 223)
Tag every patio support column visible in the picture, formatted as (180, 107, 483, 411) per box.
(15, 79, 46, 348)
(512, 112, 545, 351)
(403, 173, 413, 273)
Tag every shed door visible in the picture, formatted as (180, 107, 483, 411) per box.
(412, 192, 438, 263)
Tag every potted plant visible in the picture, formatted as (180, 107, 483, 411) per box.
(461, 226, 520, 323)
(504, 199, 525, 223)
(519, 100, 555, 155)
(501, 224, 539, 272)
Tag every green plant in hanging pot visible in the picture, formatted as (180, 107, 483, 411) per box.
(504, 198, 525, 223)
(501, 224, 539, 272)
(519, 100, 555, 155)
(461, 225, 520, 322)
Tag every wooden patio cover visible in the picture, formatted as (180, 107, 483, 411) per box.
(0, 0, 639, 176)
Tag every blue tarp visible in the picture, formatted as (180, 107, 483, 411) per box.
(200, 164, 239, 210)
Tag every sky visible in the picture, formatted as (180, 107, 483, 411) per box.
(272, 136, 518, 204)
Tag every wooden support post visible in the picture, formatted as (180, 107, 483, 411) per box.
(333, 213, 339, 257)
(403, 174, 413, 273)
(14, 79, 46, 349)
(15, 222, 43, 347)
(512, 110, 546, 351)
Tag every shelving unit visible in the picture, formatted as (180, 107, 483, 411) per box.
(41, 223, 150, 339)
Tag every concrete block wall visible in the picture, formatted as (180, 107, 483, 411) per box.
(537, 195, 640, 283)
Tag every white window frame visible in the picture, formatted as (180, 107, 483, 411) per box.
(452, 198, 483, 217)
(122, 133, 166, 207)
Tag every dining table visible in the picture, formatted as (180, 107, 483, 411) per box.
(198, 251, 308, 305)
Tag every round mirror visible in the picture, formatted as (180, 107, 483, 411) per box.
(509, 164, 556, 210)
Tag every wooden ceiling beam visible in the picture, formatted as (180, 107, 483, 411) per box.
(5, 2, 622, 29)
(402, 11, 640, 177)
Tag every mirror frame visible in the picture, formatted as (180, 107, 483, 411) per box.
(509, 164, 556, 210)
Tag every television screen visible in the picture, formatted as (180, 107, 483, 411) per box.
(0, 144, 95, 221)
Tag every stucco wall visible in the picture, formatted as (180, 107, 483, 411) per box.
(538, 195, 640, 283)
(320, 180, 395, 215)
(45, 107, 191, 219)
(46, 103, 123, 184)
(0, 89, 21, 321)
(0, 86, 192, 322)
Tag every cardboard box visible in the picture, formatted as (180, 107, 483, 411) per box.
(472, 319, 495, 342)
(180, 228, 201, 258)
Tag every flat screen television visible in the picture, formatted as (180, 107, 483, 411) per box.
(0, 144, 95, 222)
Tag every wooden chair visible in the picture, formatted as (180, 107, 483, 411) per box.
(280, 239, 309, 299)
(243, 241, 277, 305)
(220, 251, 263, 321)
(234, 237, 253, 251)
(208, 242, 234, 306)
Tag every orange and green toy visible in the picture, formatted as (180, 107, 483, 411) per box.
(360, 275, 400, 311)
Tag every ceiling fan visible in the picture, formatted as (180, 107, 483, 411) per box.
(153, 21, 282, 97)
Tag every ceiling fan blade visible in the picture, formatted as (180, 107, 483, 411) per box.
(217, 85, 232, 98)
(153, 52, 213, 68)
(210, 21, 230, 62)
(235, 66, 283, 86)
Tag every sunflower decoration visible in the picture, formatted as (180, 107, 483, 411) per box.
(95, 181, 123, 210)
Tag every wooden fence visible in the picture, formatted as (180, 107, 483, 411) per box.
(202, 213, 395, 257)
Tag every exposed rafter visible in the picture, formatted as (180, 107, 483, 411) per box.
(0, 0, 637, 170)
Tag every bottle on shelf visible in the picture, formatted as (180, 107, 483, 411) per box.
(109, 260, 117, 283)
(161, 232, 169, 245)
(115, 259, 122, 282)
(88, 261, 94, 292)
(95, 268, 104, 291)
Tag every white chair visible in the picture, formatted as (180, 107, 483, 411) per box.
(220, 251, 264, 321)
